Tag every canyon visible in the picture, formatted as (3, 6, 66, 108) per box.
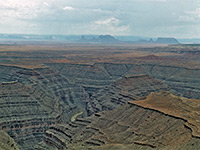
(0, 43, 199, 149)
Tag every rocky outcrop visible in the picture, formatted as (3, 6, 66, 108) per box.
(0, 81, 61, 149)
(0, 61, 200, 149)
(46, 63, 200, 99)
(41, 93, 200, 150)
(0, 130, 19, 150)
(0, 66, 88, 149)
(86, 74, 177, 115)
(131, 91, 200, 138)
(46, 63, 115, 97)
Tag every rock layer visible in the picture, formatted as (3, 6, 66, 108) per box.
(0, 81, 61, 149)
(46, 63, 200, 99)
(0, 130, 19, 150)
(131, 91, 200, 138)
(0, 65, 88, 149)
(86, 74, 177, 115)
(41, 96, 200, 150)
(0, 61, 200, 149)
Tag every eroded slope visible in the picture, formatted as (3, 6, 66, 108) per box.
(0, 65, 89, 149)
(86, 74, 177, 115)
(0, 81, 62, 149)
(131, 91, 200, 138)
(0, 130, 19, 150)
(40, 97, 200, 150)
(47, 63, 200, 99)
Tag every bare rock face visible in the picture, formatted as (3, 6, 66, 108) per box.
(0, 81, 61, 149)
(97, 63, 200, 99)
(46, 63, 200, 99)
(46, 63, 115, 96)
(0, 66, 88, 149)
(40, 94, 200, 150)
(0, 130, 19, 150)
(131, 91, 200, 138)
(86, 74, 177, 115)
(124, 64, 200, 99)
(0, 62, 200, 149)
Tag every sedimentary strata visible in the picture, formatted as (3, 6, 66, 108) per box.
(0, 130, 19, 150)
(40, 94, 200, 150)
(0, 60, 200, 149)
(131, 91, 200, 138)
(47, 63, 200, 99)
(86, 74, 177, 115)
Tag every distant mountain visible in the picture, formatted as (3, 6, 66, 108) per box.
(155, 37, 179, 44)
(97, 35, 119, 43)
(78, 35, 180, 44)
(178, 38, 200, 44)
(114, 35, 143, 41)
(0, 33, 181, 44)
(79, 35, 121, 44)
(132, 37, 180, 44)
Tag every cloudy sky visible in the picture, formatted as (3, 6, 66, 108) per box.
(0, 0, 200, 38)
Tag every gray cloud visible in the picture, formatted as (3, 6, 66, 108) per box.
(0, 0, 200, 38)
